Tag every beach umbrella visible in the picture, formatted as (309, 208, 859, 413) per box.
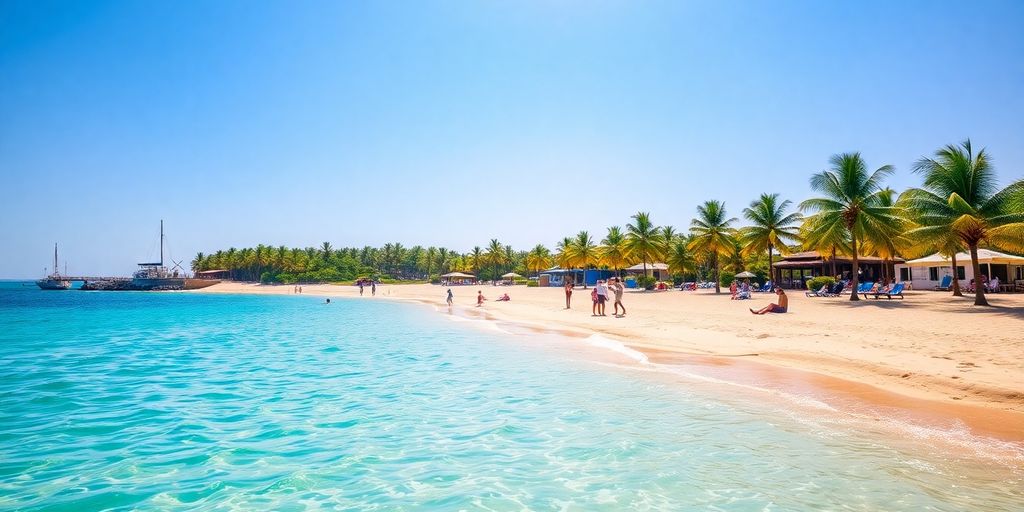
(735, 271, 756, 279)
(501, 272, 523, 279)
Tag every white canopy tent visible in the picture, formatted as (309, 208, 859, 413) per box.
(896, 249, 1024, 291)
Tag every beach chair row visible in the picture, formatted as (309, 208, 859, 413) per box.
(807, 281, 905, 300)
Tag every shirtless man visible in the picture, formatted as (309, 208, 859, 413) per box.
(751, 288, 788, 314)
(610, 277, 626, 316)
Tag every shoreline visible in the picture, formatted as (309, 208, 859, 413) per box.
(190, 281, 1024, 444)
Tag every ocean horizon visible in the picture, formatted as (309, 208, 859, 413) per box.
(1, 282, 1021, 510)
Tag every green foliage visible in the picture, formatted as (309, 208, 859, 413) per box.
(719, 271, 736, 287)
(526, 280, 540, 287)
(636, 275, 657, 290)
(806, 276, 836, 291)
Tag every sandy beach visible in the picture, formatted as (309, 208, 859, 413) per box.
(193, 281, 1024, 438)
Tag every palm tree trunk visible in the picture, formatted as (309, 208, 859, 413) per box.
(951, 253, 962, 296)
(969, 244, 988, 306)
(713, 253, 721, 294)
(850, 239, 860, 301)
(768, 246, 774, 285)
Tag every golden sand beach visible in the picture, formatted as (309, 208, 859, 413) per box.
(194, 281, 1024, 439)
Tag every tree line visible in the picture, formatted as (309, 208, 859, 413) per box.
(193, 140, 1024, 306)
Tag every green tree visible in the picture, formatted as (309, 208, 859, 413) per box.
(741, 193, 801, 284)
(526, 244, 552, 277)
(484, 239, 505, 283)
(799, 152, 899, 301)
(688, 200, 737, 293)
(904, 140, 1024, 306)
(666, 239, 695, 279)
(624, 212, 665, 279)
(600, 226, 629, 277)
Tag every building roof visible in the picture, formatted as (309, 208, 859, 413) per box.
(625, 262, 669, 271)
(774, 250, 902, 265)
(902, 249, 1024, 267)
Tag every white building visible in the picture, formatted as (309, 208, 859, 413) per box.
(895, 249, 1024, 291)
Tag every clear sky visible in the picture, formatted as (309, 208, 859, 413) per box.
(2, 0, 1022, 277)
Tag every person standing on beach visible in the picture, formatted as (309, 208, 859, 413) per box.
(564, 279, 573, 309)
(371, 282, 376, 296)
(610, 277, 626, 317)
(359, 281, 364, 296)
(595, 279, 608, 316)
(446, 289, 453, 307)
(477, 290, 486, 307)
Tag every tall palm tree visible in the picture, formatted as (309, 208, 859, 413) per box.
(569, 231, 598, 288)
(625, 212, 665, 278)
(661, 226, 679, 245)
(526, 244, 552, 277)
(485, 239, 505, 284)
(191, 252, 205, 274)
(320, 242, 333, 260)
(859, 188, 912, 284)
(688, 200, 737, 293)
(666, 239, 696, 279)
(905, 140, 1024, 306)
(600, 226, 629, 277)
(800, 153, 898, 301)
(741, 193, 802, 284)
(470, 246, 483, 277)
(555, 236, 576, 286)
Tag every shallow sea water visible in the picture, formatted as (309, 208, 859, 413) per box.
(0, 283, 1020, 510)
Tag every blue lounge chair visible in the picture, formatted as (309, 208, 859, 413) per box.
(872, 282, 905, 300)
(934, 275, 952, 291)
(856, 282, 873, 293)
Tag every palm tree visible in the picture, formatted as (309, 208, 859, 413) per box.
(905, 140, 1024, 306)
(860, 188, 912, 284)
(555, 236, 575, 286)
(526, 244, 552, 277)
(741, 193, 802, 285)
(661, 226, 679, 245)
(799, 153, 899, 301)
(688, 200, 737, 293)
(666, 239, 696, 279)
(320, 242, 333, 260)
(568, 231, 598, 288)
(600, 226, 629, 277)
(470, 246, 483, 276)
(485, 239, 505, 284)
(624, 212, 665, 278)
(191, 252, 205, 274)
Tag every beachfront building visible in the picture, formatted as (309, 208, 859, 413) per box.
(538, 267, 618, 287)
(624, 262, 670, 281)
(894, 249, 1024, 292)
(772, 251, 902, 289)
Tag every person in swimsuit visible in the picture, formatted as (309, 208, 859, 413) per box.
(564, 280, 573, 309)
(751, 288, 788, 314)
(476, 290, 486, 307)
(446, 289, 453, 306)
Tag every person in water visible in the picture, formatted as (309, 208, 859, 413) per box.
(751, 288, 788, 314)
(446, 289, 453, 306)
(325, 298, 331, 304)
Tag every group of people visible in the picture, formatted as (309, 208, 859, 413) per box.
(729, 280, 753, 300)
(589, 278, 627, 317)
(356, 279, 377, 296)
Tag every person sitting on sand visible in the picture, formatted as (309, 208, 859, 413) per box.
(729, 281, 738, 299)
(496, 293, 510, 302)
(751, 288, 788, 315)
(476, 290, 486, 307)
(739, 280, 751, 300)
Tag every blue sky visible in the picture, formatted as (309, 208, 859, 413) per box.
(2, 0, 1022, 277)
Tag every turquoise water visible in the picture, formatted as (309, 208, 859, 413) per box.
(0, 283, 1020, 510)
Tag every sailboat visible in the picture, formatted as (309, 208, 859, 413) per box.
(36, 244, 71, 290)
(131, 220, 186, 290)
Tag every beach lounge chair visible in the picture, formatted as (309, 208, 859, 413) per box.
(871, 282, 905, 300)
(823, 282, 844, 296)
(934, 275, 952, 291)
(855, 282, 873, 294)
(806, 285, 828, 297)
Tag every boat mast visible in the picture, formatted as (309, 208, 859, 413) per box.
(160, 220, 164, 267)
(53, 243, 58, 277)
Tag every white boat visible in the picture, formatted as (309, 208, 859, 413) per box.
(36, 243, 71, 290)
(131, 220, 185, 290)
